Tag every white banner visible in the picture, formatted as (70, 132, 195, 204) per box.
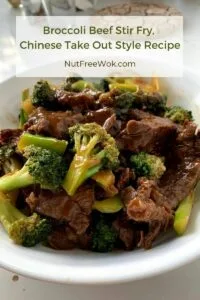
(16, 16, 183, 77)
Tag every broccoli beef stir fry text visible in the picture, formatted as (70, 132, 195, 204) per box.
(0, 77, 199, 252)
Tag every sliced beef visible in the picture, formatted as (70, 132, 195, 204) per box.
(48, 227, 77, 250)
(174, 121, 200, 161)
(55, 89, 100, 112)
(158, 123, 200, 209)
(116, 114, 177, 154)
(113, 216, 136, 250)
(120, 179, 173, 249)
(137, 221, 163, 249)
(128, 108, 153, 121)
(97, 90, 119, 107)
(24, 107, 84, 139)
(120, 186, 137, 208)
(127, 178, 172, 224)
(0, 129, 22, 146)
(86, 108, 114, 125)
(103, 114, 122, 136)
(116, 169, 136, 191)
(119, 184, 172, 250)
(26, 185, 95, 235)
(159, 161, 200, 209)
(48, 226, 90, 250)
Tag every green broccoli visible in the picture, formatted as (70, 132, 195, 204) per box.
(164, 106, 193, 124)
(114, 91, 167, 115)
(18, 133, 68, 155)
(0, 146, 67, 192)
(92, 215, 118, 252)
(130, 152, 166, 179)
(174, 191, 195, 236)
(70, 80, 95, 92)
(32, 80, 55, 109)
(19, 88, 30, 128)
(19, 109, 28, 129)
(93, 78, 110, 92)
(63, 76, 83, 91)
(109, 82, 138, 93)
(62, 123, 119, 196)
(0, 145, 14, 165)
(115, 92, 136, 109)
(0, 192, 52, 246)
(93, 196, 123, 214)
(0, 144, 19, 175)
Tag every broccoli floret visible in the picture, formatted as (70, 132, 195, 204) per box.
(115, 92, 136, 109)
(0, 145, 14, 164)
(93, 79, 110, 92)
(0, 146, 67, 192)
(18, 133, 68, 155)
(0, 193, 52, 246)
(63, 123, 119, 196)
(115, 91, 167, 115)
(63, 76, 83, 91)
(164, 106, 193, 124)
(32, 80, 55, 109)
(0, 145, 16, 175)
(92, 215, 118, 252)
(130, 152, 166, 179)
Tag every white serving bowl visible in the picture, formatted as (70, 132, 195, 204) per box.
(0, 72, 200, 284)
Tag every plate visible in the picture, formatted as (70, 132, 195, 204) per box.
(0, 73, 200, 284)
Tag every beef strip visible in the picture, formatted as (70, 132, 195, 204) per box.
(48, 226, 91, 250)
(86, 108, 114, 125)
(24, 107, 118, 139)
(97, 89, 120, 107)
(116, 169, 136, 191)
(26, 185, 95, 235)
(116, 113, 177, 154)
(120, 186, 137, 208)
(120, 179, 173, 249)
(158, 122, 200, 209)
(137, 221, 163, 249)
(127, 178, 172, 224)
(103, 114, 122, 136)
(55, 89, 100, 112)
(0, 129, 22, 146)
(113, 215, 136, 250)
(24, 107, 84, 139)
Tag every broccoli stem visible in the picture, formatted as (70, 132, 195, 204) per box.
(0, 165, 33, 192)
(0, 195, 25, 231)
(0, 191, 52, 246)
(109, 83, 138, 93)
(71, 80, 95, 92)
(19, 89, 30, 129)
(63, 156, 102, 196)
(93, 196, 123, 213)
(63, 137, 106, 196)
(174, 191, 195, 236)
(18, 133, 68, 155)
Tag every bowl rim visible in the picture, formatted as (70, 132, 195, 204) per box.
(0, 71, 200, 285)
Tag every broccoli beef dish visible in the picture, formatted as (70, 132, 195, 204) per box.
(0, 77, 199, 252)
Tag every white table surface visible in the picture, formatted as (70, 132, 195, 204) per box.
(0, 0, 200, 299)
